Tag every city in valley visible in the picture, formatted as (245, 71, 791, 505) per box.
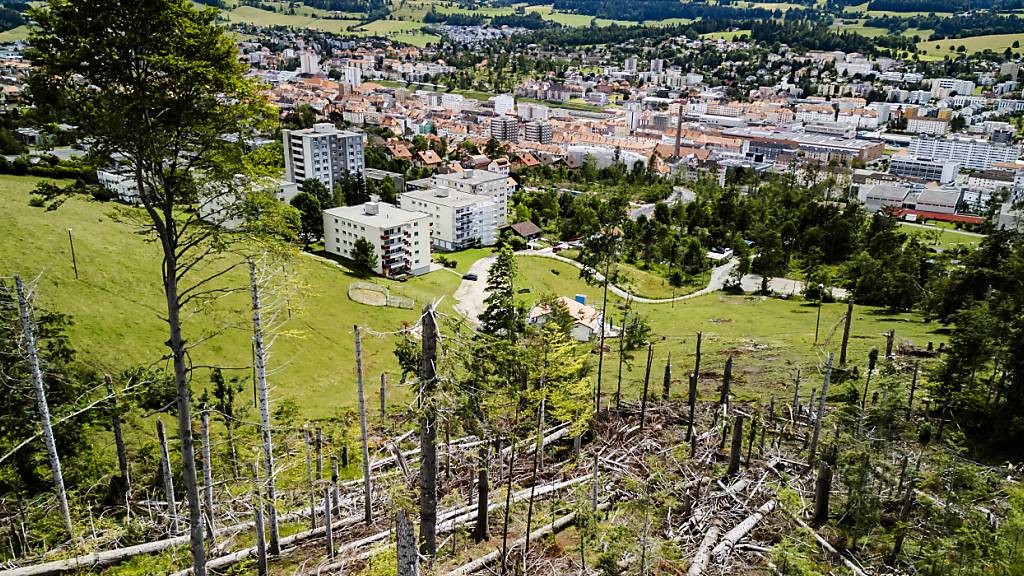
(0, 1, 1022, 575)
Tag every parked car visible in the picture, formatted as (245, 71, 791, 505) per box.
(462, 273, 478, 281)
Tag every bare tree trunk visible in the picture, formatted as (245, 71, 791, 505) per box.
(792, 369, 801, 414)
(595, 259, 611, 414)
(907, 361, 919, 419)
(472, 445, 489, 542)
(249, 260, 280, 555)
(225, 422, 239, 480)
(14, 277, 73, 538)
(727, 415, 744, 475)
(616, 311, 628, 415)
(252, 463, 268, 576)
(419, 305, 438, 560)
(839, 299, 854, 367)
(397, 510, 419, 576)
(323, 488, 334, 560)
(523, 383, 546, 567)
(662, 351, 672, 399)
(354, 326, 372, 526)
(104, 374, 131, 510)
(889, 482, 915, 565)
(812, 462, 832, 526)
(304, 428, 316, 530)
(808, 353, 834, 467)
(331, 456, 340, 512)
(156, 419, 177, 534)
(200, 412, 216, 547)
(885, 329, 895, 359)
(639, 343, 653, 433)
(687, 372, 697, 442)
(315, 427, 323, 481)
(380, 373, 387, 420)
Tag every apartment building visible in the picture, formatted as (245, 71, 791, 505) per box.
(490, 116, 519, 143)
(97, 168, 140, 204)
(398, 187, 498, 250)
(323, 201, 431, 277)
(908, 136, 1022, 171)
(888, 156, 959, 184)
(524, 120, 553, 144)
(413, 169, 514, 227)
(283, 123, 365, 189)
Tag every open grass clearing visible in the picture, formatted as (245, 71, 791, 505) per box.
(0, 25, 30, 43)
(918, 32, 1024, 55)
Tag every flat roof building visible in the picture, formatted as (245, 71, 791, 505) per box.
(398, 187, 498, 250)
(323, 201, 431, 277)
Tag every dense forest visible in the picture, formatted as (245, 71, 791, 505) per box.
(0, 0, 26, 33)
(550, 0, 824, 22)
(750, 19, 918, 54)
(865, 12, 1024, 39)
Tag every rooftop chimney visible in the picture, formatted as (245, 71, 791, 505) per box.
(433, 188, 449, 198)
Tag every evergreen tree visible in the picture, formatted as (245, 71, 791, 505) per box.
(477, 246, 525, 338)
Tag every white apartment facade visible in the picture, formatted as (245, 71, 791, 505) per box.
(908, 136, 1021, 171)
(283, 123, 365, 189)
(323, 202, 432, 277)
(888, 156, 959, 183)
(426, 170, 514, 227)
(97, 168, 140, 204)
(398, 188, 498, 250)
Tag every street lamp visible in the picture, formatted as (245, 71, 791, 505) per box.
(813, 283, 824, 344)
(67, 228, 78, 280)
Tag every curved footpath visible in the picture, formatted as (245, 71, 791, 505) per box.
(452, 249, 848, 324)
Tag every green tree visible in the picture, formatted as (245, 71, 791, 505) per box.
(300, 177, 333, 209)
(478, 246, 525, 338)
(535, 293, 575, 337)
(351, 237, 377, 276)
(290, 191, 323, 248)
(27, 1, 276, 570)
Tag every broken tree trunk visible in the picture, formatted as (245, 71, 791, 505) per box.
(687, 372, 697, 442)
(662, 351, 672, 399)
(380, 373, 387, 420)
(446, 501, 612, 576)
(355, 325, 373, 526)
(787, 510, 868, 576)
(200, 411, 216, 547)
(711, 500, 776, 562)
(616, 310, 628, 415)
(472, 445, 489, 542)
(889, 482, 915, 565)
(156, 419, 177, 534)
(323, 488, 334, 560)
(812, 462, 832, 526)
(419, 304, 439, 560)
(15, 276, 73, 538)
(907, 361, 919, 419)
(305, 428, 316, 530)
(397, 509, 419, 576)
(808, 352, 834, 467)
(252, 463, 268, 576)
(839, 299, 854, 367)
(316, 427, 323, 481)
(792, 369, 801, 414)
(639, 343, 653, 432)
(106, 374, 130, 509)
(728, 415, 744, 475)
(686, 520, 721, 576)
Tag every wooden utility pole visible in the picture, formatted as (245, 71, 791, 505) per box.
(105, 374, 130, 508)
(200, 411, 216, 547)
(728, 415, 744, 475)
(839, 299, 854, 367)
(355, 325, 372, 526)
(156, 419, 177, 534)
(249, 260, 280, 554)
(639, 343, 653, 432)
(808, 353, 834, 467)
(14, 276, 73, 538)
(419, 305, 439, 559)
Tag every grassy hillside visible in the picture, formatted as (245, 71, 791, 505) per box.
(0, 175, 459, 420)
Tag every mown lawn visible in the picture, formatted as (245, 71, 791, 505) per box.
(515, 256, 950, 405)
(918, 33, 1024, 55)
(0, 175, 460, 420)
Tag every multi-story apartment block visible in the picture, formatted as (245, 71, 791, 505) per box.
(323, 201, 431, 277)
(398, 188, 498, 250)
(412, 169, 514, 227)
(283, 123, 365, 189)
(931, 78, 975, 99)
(490, 116, 519, 143)
(909, 136, 1022, 171)
(524, 120, 553, 144)
(97, 168, 140, 204)
(888, 156, 959, 184)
